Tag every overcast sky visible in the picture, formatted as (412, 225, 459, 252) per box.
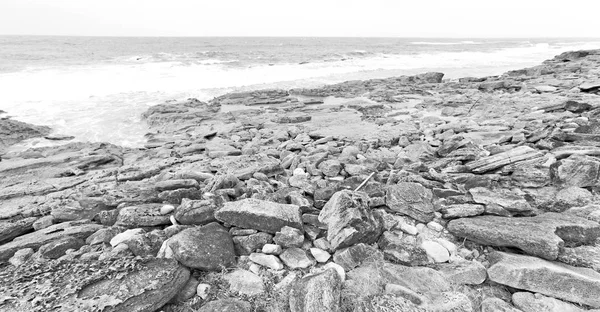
(0, 0, 598, 37)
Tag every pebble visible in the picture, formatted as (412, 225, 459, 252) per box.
(262, 244, 283, 255)
(421, 240, 450, 263)
(160, 204, 175, 215)
(310, 248, 331, 263)
(399, 222, 418, 235)
(197, 284, 211, 300)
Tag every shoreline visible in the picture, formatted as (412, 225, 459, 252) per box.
(1, 49, 600, 311)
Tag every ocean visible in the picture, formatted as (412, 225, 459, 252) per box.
(1, 36, 599, 148)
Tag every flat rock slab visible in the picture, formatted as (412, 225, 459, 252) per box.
(447, 212, 600, 260)
(386, 182, 435, 223)
(215, 198, 302, 234)
(0, 257, 189, 312)
(210, 154, 284, 180)
(488, 251, 600, 308)
(0, 220, 103, 262)
(115, 204, 171, 228)
(0, 217, 37, 244)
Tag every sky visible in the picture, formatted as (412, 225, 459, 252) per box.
(0, 0, 599, 38)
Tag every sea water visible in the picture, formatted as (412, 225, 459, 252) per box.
(1, 36, 599, 148)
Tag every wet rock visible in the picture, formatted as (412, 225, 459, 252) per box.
(273, 226, 304, 248)
(289, 268, 342, 312)
(224, 269, 265, 296)
(488, 251, 600, 308)
(0, 221, 103, 262)
(215, 198, 303, 233)
(0, 217, 37, 244)
(198, 299, 251, 312)
(166, 222, 236, 270)
(115, 204, 171, 228)
(318, 190, 383, 250)
(174, 198, 217, 225)
(333, 243, 383, 271)
(448, 213, 600, 260)
(233, 232, 273, 255)
(386, 182, 435, 223)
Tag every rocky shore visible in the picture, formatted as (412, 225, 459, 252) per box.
(1, 49, 600, 312)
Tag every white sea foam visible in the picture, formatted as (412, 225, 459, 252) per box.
(1, 41, 599, 148)
(410, 41, 482, 45)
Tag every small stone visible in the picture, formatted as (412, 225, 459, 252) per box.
(421, 240, 450, 263)
(33, 216, 55, 231)
(110, 228, 145, 247)
(313, 238, 332, 252)
(262, 243, 283, 255)
(172, 277, 200, 303)
(249, 253, 284, 270)
(273, 226, 304, 248)
(310, 248, 331, 263)
(437, 239, 457, 256)
(427, 221, 444, 232)
(197, 283, 211, 300)
(399, 222, 418, 235)
(224, 269, 264, 296)
(160, 204, 175, 215)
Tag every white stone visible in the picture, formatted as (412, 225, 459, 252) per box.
(437, 238, 457, 256)
(224, 269, 264, 296)
(249, 253, 284, 270)
(416, 223, 427, 233)
(293, 168, 306, 176)
(109, 228, 144, 247)
(170, 215, 179, 225)
(421, 240, 450, 263)
(196, 284, 211, 300)
(262, 243, 283, 255)
(310, 248, 331, 263)
(427, 221, 444, 232)
(249, 263, 261, 274)
(399, 222, 418, 235)
(160, 204, 175, 215)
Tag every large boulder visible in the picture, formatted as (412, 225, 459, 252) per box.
(289, 268, 342, 312)
(0, 256, 189, 312)
(318, 190, 383, 250)
(488, 251, 600, 308)
(215, 198, 303, 234)
(447, 213, 600, 260)
(386, 183, 435, 223)
(166, 222, 236, 270)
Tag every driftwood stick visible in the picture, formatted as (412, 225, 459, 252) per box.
(354, 172, 376, 192)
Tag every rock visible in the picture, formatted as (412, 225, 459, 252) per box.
(0, 221, 103, 262)
(215, 198, 303, 233)
(384, 283, 426, 305)
(155, 179, 199, 191)
(198, 299, 251, 312)
(32, 215, 54, 231)
(211, 153, 284, 180)
(564, 100, 593, 113)
(441, 204, 485, 219)
(233, 232, 273, 256)
(488, 251, 600, 308)
(378, 231, 429, 266)
(386, 182, 435, 223)
(553, 186, 592, 212)
(122, 230, 167, 257)
(481, 298, 522, 312)
(115, 204, 171, 228)
(224, 269, 264, 296)
(262, 243, 283, 255)
(551, 155, 600, 187)
(175, 198, 216, 225)
(469, 187, 534, 216)
(310, 248, 331, 263)
(196, 283, 210, 300)
(0, 118, 51, 151)
(466, 146, 543, 173)
(512, 292, 588, 312)
(166, 222, 236, 270)
(420, 240, 450, 263)
(318, 159, 342, 177)
(557, 244, 600, 272)
(579, 81, 600, 92)
(289, 268, 342, 312)
(280, 247, 313, 269)
(0, 217, 37, 244)
(448, 213, 600, 260)
(38, 236, 85, 259)
(435, 260, 487, 285)
(8, 248, 34, 267)
(172, 276, 200, 303)
(273, 226, 305, 248)
(110, 228, 145, 247)
(249, 253, 284, 270)
(160, 204, 175, 215)
(333, 243, 382, 271)
(0, 256, 190, 312)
